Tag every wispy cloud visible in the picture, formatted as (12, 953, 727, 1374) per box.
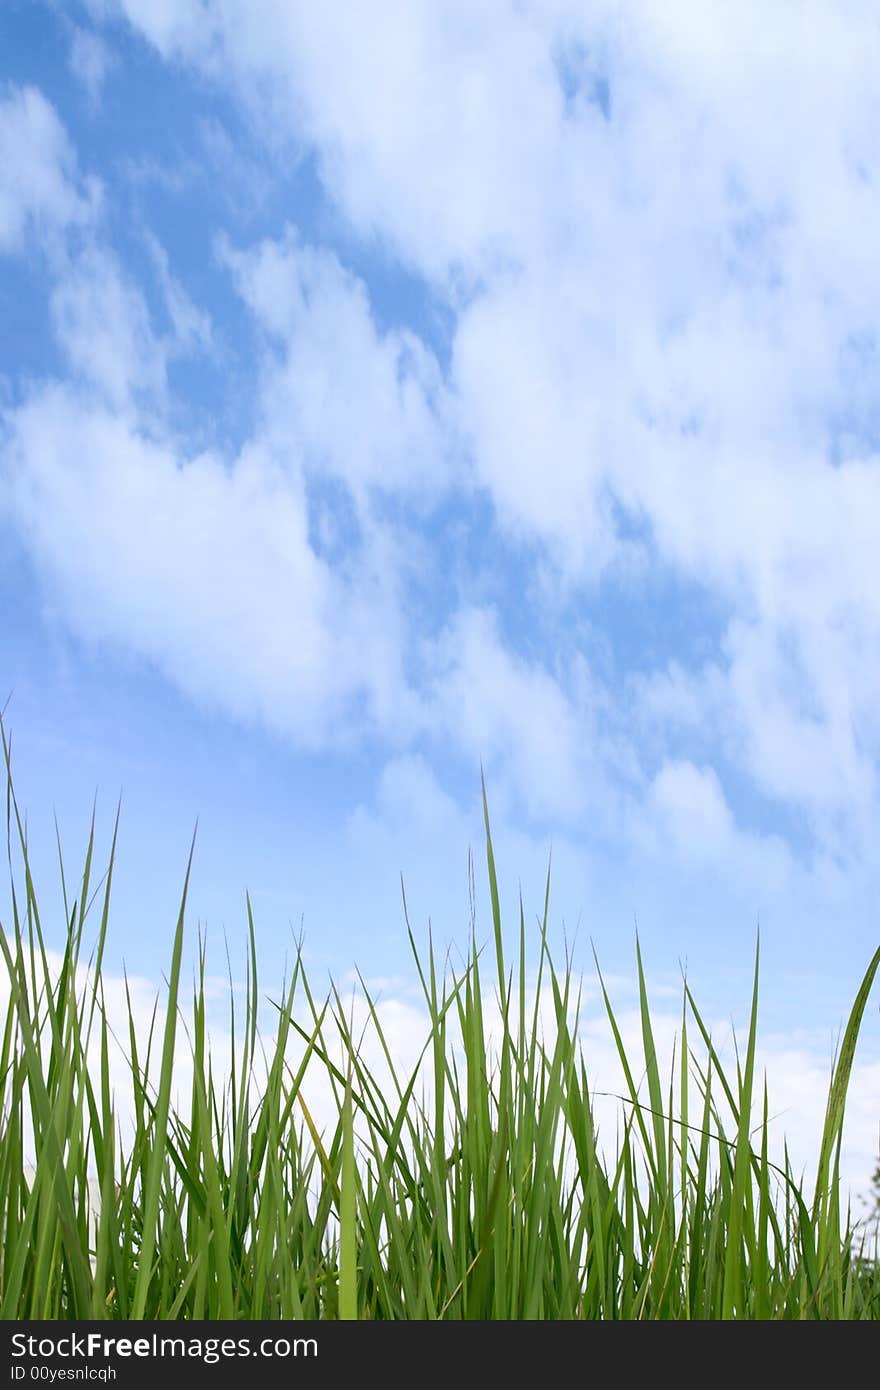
(0, 84, 97, 253)
(68, 25, 115, 108)
(50, 246, 169, 407)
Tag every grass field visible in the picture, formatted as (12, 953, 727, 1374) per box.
(1, 723, 878, 1320)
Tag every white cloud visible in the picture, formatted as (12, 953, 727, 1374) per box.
(634, 758, 792, 889)
(420, 606, 594, 823)
(69, 26, 115, 107)
(366, 754, 465, 839)
(107, 0, 566, 278)
(221, 228, 450, 505)
(0, 85, 95, 254)
(0, 384, 413, 747)
(87, 0, 218, 63)
(50, 247, 169, 408)
(145, 230, 214, 356)
(452, 267, 619, 580)
(0, 88, 182, 415)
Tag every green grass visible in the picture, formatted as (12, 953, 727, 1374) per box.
(0, 721, 878, 1320)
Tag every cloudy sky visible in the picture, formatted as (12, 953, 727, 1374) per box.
(2, 3, 879, 1187)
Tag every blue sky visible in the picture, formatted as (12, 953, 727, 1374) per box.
(2, 3, 879, 1184)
